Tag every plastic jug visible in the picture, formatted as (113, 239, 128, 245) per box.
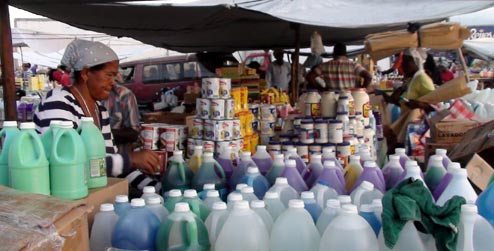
(382, 155, 404, 190)
(263, 191, 286, 220)
(457, 204, 477, 251)
(90, 204, 119, 251)
(399, 161, 426, 186)
(371, 199, 383, 223)
(188, 145, 203, 174)
(437, 168, 478, 206)
(79, 117, 107, 188)
(253, 145, 273, 175)
(147, 196, 169, 222)
(320, 204, 379, 251)
(281, 159, 308, 193)
(9, 122, 50, 195)
(266, 154, 285, 185)
(338, 195, 352, 206)
(226, 193, 243, 211)
(215, 201, 269, 251)
(40, 120, 62, 161)
(351, 161, 385, 194)
(192, 152, 227, 197)
(164, 189, 183, 213)
(0, 121, 19, 186)
(162, 151, 194, 192)
(215, 146, 235, 180)
(344, 155, 364, 192)
(473, 206, 494, 251)
(316, 199, 341, 235)
(322, 148, 343, 170)
(270, 199, 320, 251)
(239, 167, 270, 199)
(433, 162, 461, 201)
(359, 204, 381, 236)
(424, 155, 447, 192)
(301, 153, 324, 188)
(240, 186, 258, 203)
(350, 181, 383, 209)
(267, 177, 299, 207)
(357, 148, 374, 167)
(378, 221, 425, 251)
(251, 200, 273, 233)
(181, 189, 211, 221)
(198, 183, 215, 200)
(285, 148, 307, 174)
(204, 202, 229, 250)
(477, 177, 494, 226)
(204, 190, 222, 210)
(310, 181, 338, 209)
(394, 148, 409, 169)
(431, 148, 452, 170)
(229, 151, 258, 190)
(142, 186, 164, 204)
(316, 160, 346, 195)
(114, 195, 131, 217)
(156, 202, 210, 251)
(112, 198, 160, 251)
(226, 183, 247, 204)
(301, 191, 323, 223)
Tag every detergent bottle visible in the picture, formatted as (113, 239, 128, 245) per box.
(0, 121, 19, 186)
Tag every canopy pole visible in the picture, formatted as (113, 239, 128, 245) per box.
(290, 23, 300, 105)
(0, 1, 17, 121)
(457, 48, 470, 83)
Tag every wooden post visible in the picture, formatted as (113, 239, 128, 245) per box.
(457, 48, 470, 83)
(290, 23, 300, 105)
(0, 1, 17, 121)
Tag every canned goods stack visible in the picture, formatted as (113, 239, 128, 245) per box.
(140, 123, 188, 153)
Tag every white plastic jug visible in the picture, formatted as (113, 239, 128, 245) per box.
(147, 196, 169, 222)
(378, 221, 425, 251)
(316, 199, 341, 235)
(436, 168, 478, 206)
(251, 200, 274, 233)
(310, 182, 338, 209)
(263, 191, 286, 220)
(141, 186, 164, 204)
(267, 177, 299, 207)
(457, 204, 494, 251)
(204, 190, 222, 210)
(90, 204, 119, 251)
(204, 202, 229, 250)
(350, 181, 383, 209)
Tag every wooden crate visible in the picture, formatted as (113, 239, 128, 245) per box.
(143, 112, 193, 125)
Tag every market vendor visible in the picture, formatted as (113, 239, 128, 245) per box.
(34, 39, 161, 194)
(306, 42, 372, 91)
(382, 47, 435, 150)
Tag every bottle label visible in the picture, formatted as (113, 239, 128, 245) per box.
(90, 158, 106, 178)
(363, 102, 371, 118)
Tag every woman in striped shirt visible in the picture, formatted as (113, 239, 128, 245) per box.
(34, 39, 161, 193)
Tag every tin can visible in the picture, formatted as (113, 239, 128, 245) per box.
(250, 134, 259, 153)
(202, 140, 215, 154)
(309, 143, 322, 155)
(279, 134, 292, 143)
(260, 104, 276, 120)
(159, 126, 180, 152)
(232, 119, 241, 139)
(260, 119, 275, 135)
(154, 150, 168, 175)
(219, 78, 231, 98)
(293, 116, 303, 131)
(203, 78, 220, 98)
(251, 119, 259, 132)
(249, 104, 260, 119)
(231, 139, 244, 159)
(218, 120, 233, 141)
(203, 119, 215, 140)
(187, 138, 196, 158)
(225, 98, 236, 119)
(191, 118, 203, 139)
(336, 141, 351, 167)
(210, 99, 225, 120)
(281, 141, 294, 152)
(268, 141, 282, 153)
(141, 123, 160, 150)
(198, 98, 211, 119)
(322, 143, 336, 154)
(295, 142, 309, 163)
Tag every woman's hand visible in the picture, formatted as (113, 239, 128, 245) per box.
(129, 150, 159, 174)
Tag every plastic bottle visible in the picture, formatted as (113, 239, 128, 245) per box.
(156, 202, 210, 251)
(198, 183, 216, 200)
(163, 189, 182, 213)
(188, 145, 203, 174)
(9, 122, 50, 195)
(40, 120, 62, 161)
(215, 146, 235, 180)
(316, 199, 341, 235)
(0, 121, 19, 186)
(371, 199, 383, 223)
(424, 155, 447, 193)
(79, 117, 107, 188)
(239, 167, 270, 199)
(310, 181, 338, 209)
(271, 199, 320, 251)
(162, 151, 194, 192)
(398, 161, 426, 186)
(436, 168, 478, 206)
(382, 155, 404, 190)
(473, 205, 494, 250)
(267, 177, 299, 207)
(266, 154, 285, 185)
(344, 155, 364, 192)
(252, 145, 273, 175)
(204, 190, 222, 210)
(320, 204, 379, 251)
(229, 151, 258, 190)
(457, 204, 477, 251)
(114, 195, 131, 217)
(90, 204, 119, 251)
(359, 204, 381, 236)
(321, 148, 343, 170)
(394, 148, 409, 169)
(285, 148, 307, 174)
(351, 161, 385, 194)
(263, 191, 286, 220)
(142, 186, 165, 204)
(147, 196, 169, 222)
(433, 148, 452, 170)
(215, 201, 269, 251)
(301, 153, 324, 188)
(378, 221, 426, 251)
(181, 189, 211, 221)
(241, 186, 259, 203)
(301, 191, 323, 223)
(192, 152, 227, 197)
(112, 198, 160, 251)
(226, 183, 247, 204)
(433, 162, 461, 201)
(281, 159, 308, 193)
(350, 181, 383, 209)
(477, 177, 494, 226)
(316, 160, 346, 195)
(204, 202, 229, 250)
(251, 200, 273, 233)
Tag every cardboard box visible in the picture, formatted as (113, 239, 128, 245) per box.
(0, 186, 90, 251)
(143, 112, 194, 125)
(466, 154, 494, 191)
(184, 93, 200, 104)
(432, 119, 481, 143)
(448, 120, 494, 163)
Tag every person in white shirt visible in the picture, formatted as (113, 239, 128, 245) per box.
(265, 49, 291, 92)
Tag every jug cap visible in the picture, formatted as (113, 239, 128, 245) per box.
(233, 200, 249, 210)
(174, 202, 191, 213)
(228, 193, 243, 203)
(194, 145, 204, 150)
(288, 199, 305, 209)
(241, 186, 254, 194)
(264, 191, 279, 199)
(168, 189, 182, 197)
(406, 164, 421, 174)
(448, 162, 461, 170)
(20, 122, 35, 130)
(251, 200, 266, 209)
(436, 148, 447, 155)
(311, 154, 322, 160)
(395, 148, 406, 154)
(241, 151, 252, 158)
(389, 155, 399, 161)
(81, 117, 94, 122)
(287, 148, 297, 154)
(3, 121, 18, 128)
(257, 145, 267, 151)
(207, 190, 219, 198)
(203, 183, 215, 190)
(274, 154, 285, 160)
(100, 203, 114, 212)
(115, 195, 128, 203)
(203, 152, 214, 158)
(454, 168, 468, 176)
(236, 183, 248, 191)
(360, 204, 374, 213)
(341, 204, 358, 214)
(143, 186, 156, 194)
(338, 195, 352, 204)
(361, 181, 375, 191)
(323, 161, 336, 169)
(147, 196, 161, 205)
(131, 198, 145, 207)
(59, 121, 73, 128)
(326, 199, 341, 208)
(350, 155, 361, 161)
(431, 155, 444, 162)
(247, 167, 260, 174)
(461, 204, 478, 214)
(183, 189, 198, 198)
(275, 177, 288, 185)
(286, 159, 297, 168)
(173, 150, 183, 156)
(405, 160, 418, 168)
(212, 202, 227, 210)
(364, 161, 377, 168)
(301, 191, 315, 200)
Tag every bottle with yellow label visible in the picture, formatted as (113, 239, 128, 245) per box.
(344, 155, 364, 192)
(188, 146, 203, 174)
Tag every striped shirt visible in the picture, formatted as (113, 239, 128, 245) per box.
(318, 58, 365, 90)
(34, 86, 161, 192)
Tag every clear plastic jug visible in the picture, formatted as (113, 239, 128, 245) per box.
(382, 155, 404, 190)
(310, 181, 338, 209)
(229, 151, 258, 190)
(424, 155, 447, 193)
(162, 151, 194, 192)
(251, 200, 273, 233)
(378, 221, 425, 251)
(301, 153, 324, 188)
(253, 145, 273, 175)
(192, 153, 227, 197)
(240, 186, 259, 203)
(267, 177, 299, 207)
(204, 202, 229, 251)
(266, 154, 285, 185)
(316, 199, 341, 235)
(90, 204, 119, 251)
(433, 162, 461, 201)
(263, 191, 286, 221)
(164, 189, 183, 213)
(281, 159, 308, 193)
(344, 155, 364, 192)
(437, 168, 477, 206)
(147, 196, 169, 222)
(114, 195, 131, 217)
(238, 167, 270, 199)
(350, 181, 383, 209)
(181, 189, 211, 221)
(141, 186, 164, 204)
(204, 190, 222, 210)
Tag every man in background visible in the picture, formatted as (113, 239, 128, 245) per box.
(265, 48, 291, 92)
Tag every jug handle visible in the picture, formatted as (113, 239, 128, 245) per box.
(52, 129, 70, 162)
(178, 161, 187, 182)
(188, 202, 201, 219)
(16, 132, 46, 166)
(214, 161, 226, 179)
(0, 130, 6, 155)
(184, 217, 199, 247)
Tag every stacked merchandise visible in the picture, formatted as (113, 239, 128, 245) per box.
(141, 124, 188, 153)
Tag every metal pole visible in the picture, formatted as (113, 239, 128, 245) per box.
(0, 0, 18, 121)
(290, 23, 300, 105)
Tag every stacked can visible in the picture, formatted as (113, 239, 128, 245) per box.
(259, 104, 277, 145)
(141, 123, 188, 165)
